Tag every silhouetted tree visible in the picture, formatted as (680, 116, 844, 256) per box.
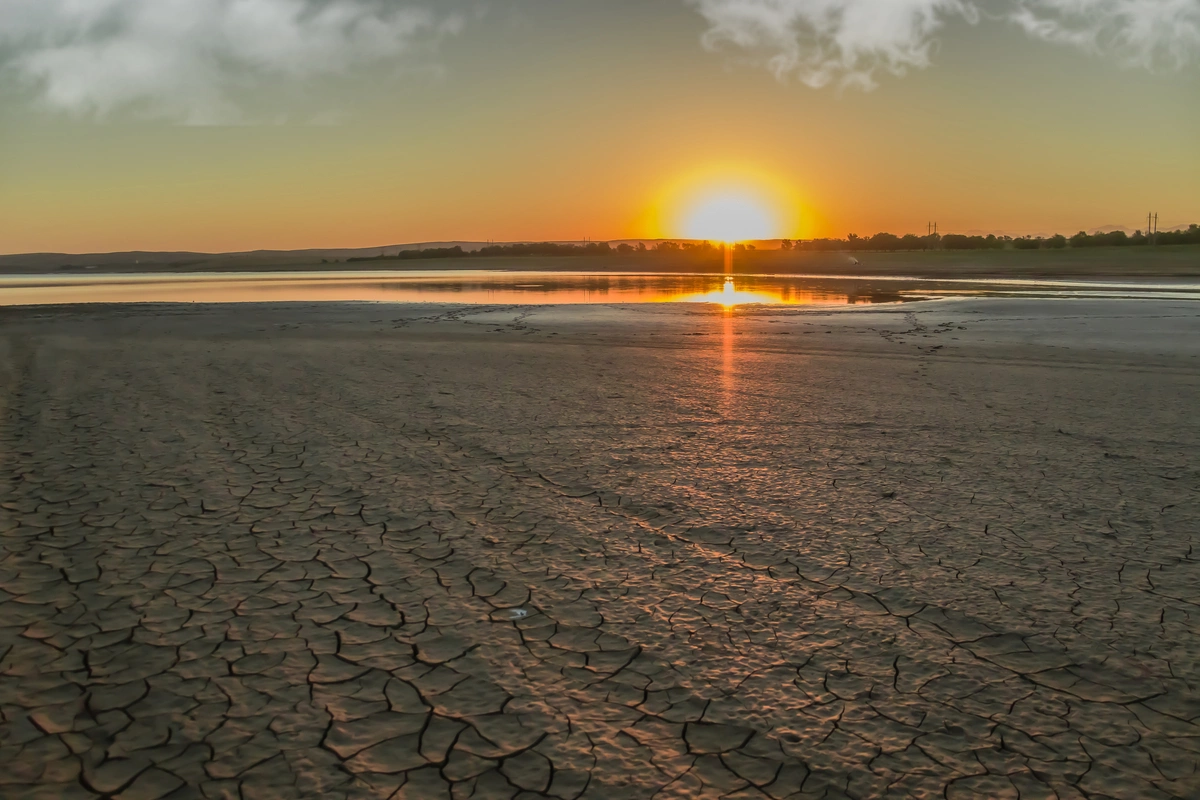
(1157, 224, 1200, 245)
(868, 233, 902, 251)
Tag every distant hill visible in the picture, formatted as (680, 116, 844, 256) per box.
(0, 243, 492, 271)
(0, 240, 729, 274)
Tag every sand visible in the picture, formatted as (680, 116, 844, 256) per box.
(1, 298, 1198, 799)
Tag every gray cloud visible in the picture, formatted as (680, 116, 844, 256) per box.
(686, 0, 1200, 88)
(0, 0, 463, 123)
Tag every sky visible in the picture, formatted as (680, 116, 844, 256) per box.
(1, 0, 1198, 254)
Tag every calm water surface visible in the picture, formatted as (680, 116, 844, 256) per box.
(2, 271, 1198, 307)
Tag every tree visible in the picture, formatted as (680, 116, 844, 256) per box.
(1158, 225, 1200, 245)
(869, 232, 902, 251)
(1093, 231, 1129, 247)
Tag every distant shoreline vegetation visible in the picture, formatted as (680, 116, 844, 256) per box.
(792, 225, 1200, 252)
(345, 241, 703, 262)
(345, 226, 1200, 263)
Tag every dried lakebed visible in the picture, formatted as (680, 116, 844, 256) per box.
(1, 298, 1199, 799)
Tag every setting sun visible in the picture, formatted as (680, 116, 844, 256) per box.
(682, 191, 777, 243)
(640, 165, 803, 244)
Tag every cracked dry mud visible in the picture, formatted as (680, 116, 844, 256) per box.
(1, 299, 1198, 800)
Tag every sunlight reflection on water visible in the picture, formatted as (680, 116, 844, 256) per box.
(0, 272, 889, 307)
(681, 277, 791, 307)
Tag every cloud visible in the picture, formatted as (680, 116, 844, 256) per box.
(686, 0, 1200, 88)
(3, 1, 1195, 120)
(0, 0, 464, 123)
(1013, 0, 1200, 70)
(686, 0, 974, 88)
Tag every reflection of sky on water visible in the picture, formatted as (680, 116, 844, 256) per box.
(2, 271, 1198, 307)
(0, 272, 901, 307)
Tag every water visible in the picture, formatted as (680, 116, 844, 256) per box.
(1, 271, 1198, 307)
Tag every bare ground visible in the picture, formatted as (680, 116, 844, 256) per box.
(1, 298, 1198, 799)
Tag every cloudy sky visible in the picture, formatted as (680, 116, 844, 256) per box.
(1, 0, 1197, 252)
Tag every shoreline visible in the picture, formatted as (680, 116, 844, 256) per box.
(2, 245, 1199, 281)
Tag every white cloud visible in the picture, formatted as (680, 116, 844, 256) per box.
(1013, 0, 1200, 70)
(686, 0, 1200, 88)
(3, 1, 1196, 120)
(0, 0, 463, 123)
(686, 0, 974, 88)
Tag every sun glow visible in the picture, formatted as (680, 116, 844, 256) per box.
(682, 192, 777, 243)
(637, 165, 805, 243)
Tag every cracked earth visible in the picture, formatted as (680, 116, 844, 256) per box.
(1, 298, 1198, 799)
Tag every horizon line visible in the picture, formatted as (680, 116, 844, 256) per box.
(5, 223, 1200, 260)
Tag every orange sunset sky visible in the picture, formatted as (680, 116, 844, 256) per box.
(1, 0, 1197, 254)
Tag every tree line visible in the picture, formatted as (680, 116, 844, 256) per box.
(346, 224, 1200, 262)
(784, 224, 1200, 252)
(347, 240, 715, 262)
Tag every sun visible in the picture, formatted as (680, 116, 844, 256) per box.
(681, 191, 778, 243)
(636, 164, 805, 243)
